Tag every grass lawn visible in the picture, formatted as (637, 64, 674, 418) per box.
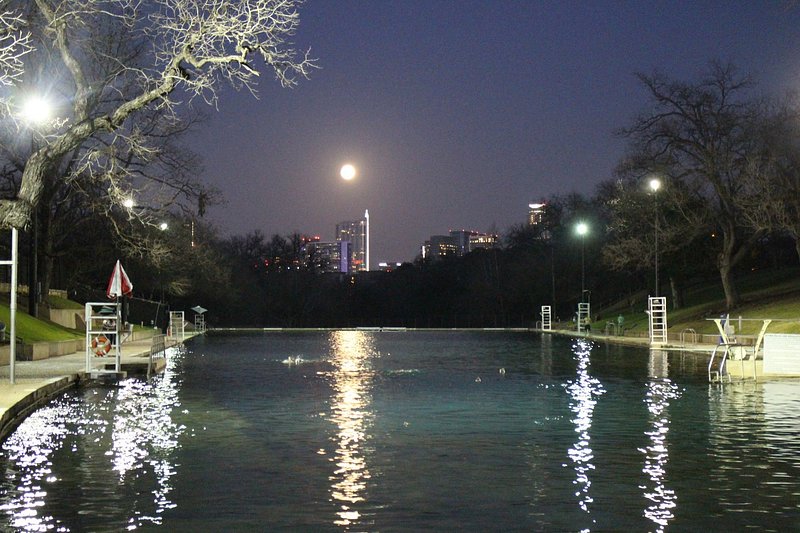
(598, 267, 800, 336)
(0, 303, 83, 343)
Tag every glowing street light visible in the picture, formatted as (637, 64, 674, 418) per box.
(576, 222, 589, 301)
(21, 95, 52, 126)
(159, 222, 169, 231)
(649, 177, 662, 297)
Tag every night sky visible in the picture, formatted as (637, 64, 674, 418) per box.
(192, 0, 800, 264)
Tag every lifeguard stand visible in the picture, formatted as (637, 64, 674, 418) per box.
(194, 313, 206, 333)
(577, 302, 590, 333)
(85, 302, 121, 373)
(168, 311, 185, 341)
(541, 305, 552, 331)
(648, 297, 668, 345)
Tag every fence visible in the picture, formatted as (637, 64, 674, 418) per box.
(148, 334, 167, 379)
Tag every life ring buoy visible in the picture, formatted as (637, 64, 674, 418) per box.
(91, 334, 112, 357)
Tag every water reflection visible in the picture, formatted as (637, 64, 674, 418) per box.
(0, 345, 185, 531)
(708, 380, 800, 520)
(110, 346, 185, 526)
(0, 396, 79, 532)
(326, 331, 376, 528)
(565, 339, 605, 526)
(640, 349, 680, 532)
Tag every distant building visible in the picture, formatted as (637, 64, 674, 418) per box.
(449, 230, 473, 255)
(468, 232, 498, 252)
(422, 235, 459, 261)
(304, 240, 349, 273)
(528, 202, 546, 226)
(422, 230, 498, 261)
(336, 211, 369, 272)
(377, 262, 403, 272)
(450, 229, 499, 254)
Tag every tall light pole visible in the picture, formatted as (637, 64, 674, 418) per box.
(576, 222, 588, 302)
(21, 95, 52, 318)
(649, 177, 662, 297)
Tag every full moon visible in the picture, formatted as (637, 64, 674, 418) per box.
(340, 164, 356, 181)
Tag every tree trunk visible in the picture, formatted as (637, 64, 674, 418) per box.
(669, 276, 683, 309)
(719, 258, 739, 310)
(40, 207, 55, 307)
(795, 236, 800, 265)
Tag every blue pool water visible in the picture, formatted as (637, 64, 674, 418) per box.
(1, 330, 800, 531)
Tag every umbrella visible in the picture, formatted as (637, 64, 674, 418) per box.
(191, 305, 207, 314)
(106, 260, 133, 299)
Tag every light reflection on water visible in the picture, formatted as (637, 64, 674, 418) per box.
(3, 332, 800, 531)
(0, 345, 185, 532)
(640, 349, 680, 532)
(564, 338, 605, 528)
(325, 330, 376, 528)
(706, 379, 800, 526)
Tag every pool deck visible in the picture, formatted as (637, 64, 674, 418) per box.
(0, 336, 184, 442)
(547, 327, 720, 352)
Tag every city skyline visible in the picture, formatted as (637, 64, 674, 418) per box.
(193, 1, 800, 262)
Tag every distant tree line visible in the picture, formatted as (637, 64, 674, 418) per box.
(3, 54, 799, 327)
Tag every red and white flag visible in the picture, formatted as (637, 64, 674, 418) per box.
(106, 260, 133, 299)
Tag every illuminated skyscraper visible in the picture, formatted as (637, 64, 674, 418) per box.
(528, 202, 546, 226)
(336, 211, 369, 272)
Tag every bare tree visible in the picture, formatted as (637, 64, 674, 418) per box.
(599, 175, 712, 308)
(618, 63, 770, 309)
(0, 0, 315, 230)
(737, 102, 800, 262)
(0, 11, 32, 93)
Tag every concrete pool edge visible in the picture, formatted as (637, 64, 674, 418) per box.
(0, 335, 195, 443)
(0, 374, 82, 442)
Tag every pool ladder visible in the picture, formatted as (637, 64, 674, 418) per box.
(708, 344, 733, 383)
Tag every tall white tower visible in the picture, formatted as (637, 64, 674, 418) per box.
(364, 209, 370, 271)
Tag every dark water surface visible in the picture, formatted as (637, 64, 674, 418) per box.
(1, 331, 799, 531)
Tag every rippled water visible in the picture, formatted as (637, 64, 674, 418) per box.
(2, 331, 800, 531)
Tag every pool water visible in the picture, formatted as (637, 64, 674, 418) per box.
(1, 330, 800, 531)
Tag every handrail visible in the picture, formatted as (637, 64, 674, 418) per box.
(148, 334, 167, 379)
(680, 328, 697, 346)
(708, 344, 732, 383)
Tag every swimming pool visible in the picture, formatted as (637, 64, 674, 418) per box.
(1, 330, 799, 531)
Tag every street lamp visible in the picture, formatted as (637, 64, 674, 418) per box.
(21, 96, 52, 126)
(649, 177, 661, 297)
(21, 95, 52, 318)
(576, 222, 588, 301)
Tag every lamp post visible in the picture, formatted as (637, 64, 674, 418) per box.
(649, 177, 662, 297)
(21, 95, 52, 318)
(576, 222, 588, 302)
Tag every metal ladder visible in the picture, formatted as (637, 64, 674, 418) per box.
(708, 344, 732, 383)
(541, 305, 552, 331)
(648, 297, 668, 345)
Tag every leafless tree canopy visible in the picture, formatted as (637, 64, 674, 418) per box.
(616, 62, 783, 309)
(0, 0, 315, 230)
(0, 11, 31, 92)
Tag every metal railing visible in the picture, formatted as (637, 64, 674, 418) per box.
(680, 328, 697, 346)
(148, 334, 167, 379)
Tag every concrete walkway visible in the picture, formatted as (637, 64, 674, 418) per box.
(0, 336, 177, 441)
